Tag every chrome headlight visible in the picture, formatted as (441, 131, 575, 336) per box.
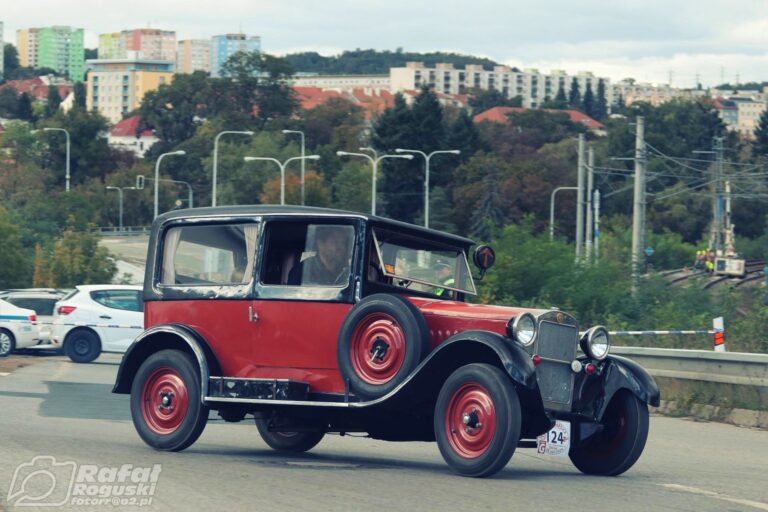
(507, 313, 537, 346)
(580, 326, 610, 360)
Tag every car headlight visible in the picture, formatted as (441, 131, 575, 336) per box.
(507, 313, 537, 346)
(580, 326, 610, 360)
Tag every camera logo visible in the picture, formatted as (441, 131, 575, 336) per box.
(7, 456, 77, 507)
(7, 456, 161, 507)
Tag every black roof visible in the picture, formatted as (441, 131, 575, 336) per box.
(155, 205, 476, 247)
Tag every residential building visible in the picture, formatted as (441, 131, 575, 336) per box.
(210, 33, 261, 77)
(389, 62, 615, 109)
(86, 59, 174, 123)
(35, 26, 85, 80)
(0, 76, 73, 104)
(292, 74, 390, 90)
(733, 98, 767, 140)
(98, 32, 122, 59)
(16, 28, 40, 68)
(713, 98, 739, 131)
(108, 115, 158, 157)
(176, 39, 210, 74)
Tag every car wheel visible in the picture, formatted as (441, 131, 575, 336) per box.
(130, 349, 209, 451)
(0, 329, 16, 357)
(255, 418, 325, 452)
(569, 390, 649, 476)
(337, 294, 429, 400)
(435, 363, 521, 478)
(64, 330, 102, 363)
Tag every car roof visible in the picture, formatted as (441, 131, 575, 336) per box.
(2, 292, 63, 299)
(155, 205, 476, 247)
(75, 285, 143, 291)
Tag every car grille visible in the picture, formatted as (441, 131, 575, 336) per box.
(535, 320, 578, 409)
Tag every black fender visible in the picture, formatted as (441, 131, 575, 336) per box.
(362, 330, 551, 437)
(595, 355, 660, 420)
(112, 324, 222, 401)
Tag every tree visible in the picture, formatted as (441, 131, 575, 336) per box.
(45, 85, 62, 118)
(568, 78, 581, 109)
(0, 88, 19, 118)
(0, 206, 33, 288)
(411, 85, 445, 152)
(752, 109, 768, 157)
(47, 222, 116, 288)
(3, 44, 21, 77)
(468, 88, 522, 113)
(16, 92, 34, 121)
(582, 82, 595, 118)
(332, 163, 371, 213)
(594, 79, 608, 120)
(74, 82, 87, 109)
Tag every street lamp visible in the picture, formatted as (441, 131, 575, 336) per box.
(154, 150, 186, 219)
(282, 130, 306, 205)
(243, 155, 321, 205)
(43, 127, 71, 192)
(336, 151, 413, 216)
(395, 148, 460, 228)
(212, 130, 255, 207)
(549, 186, 578, 241)
(106, 186, 137, 232)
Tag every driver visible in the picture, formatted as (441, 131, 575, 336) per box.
(288, 226, 351, 286)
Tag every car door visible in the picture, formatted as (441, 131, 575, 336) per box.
(89, 289, 143, 352)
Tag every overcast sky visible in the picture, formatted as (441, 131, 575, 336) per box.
(2, 0, 767, 86)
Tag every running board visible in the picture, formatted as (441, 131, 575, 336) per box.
(207, 377, 309, 401)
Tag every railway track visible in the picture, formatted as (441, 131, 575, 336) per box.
(664, 259, 765, 289)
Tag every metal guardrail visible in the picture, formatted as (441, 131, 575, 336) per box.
(97, 226, 151, 236)
(612, 346, 768, 387)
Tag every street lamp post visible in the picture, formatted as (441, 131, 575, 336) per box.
(154, 150, 186, 219)
(43, 127, 71, 192)
(336, 151, 413, 216)
(106, 186, 137, 232)
(282, 130, 306, 205)
(395, 148, 460, 228)
(243, 155, 321, 205)
(549, 186, 578, 241)
(212, 130, 255, 207)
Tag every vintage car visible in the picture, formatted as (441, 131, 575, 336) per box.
(113, 206, 659, 478)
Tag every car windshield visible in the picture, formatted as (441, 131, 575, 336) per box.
(372, 229, 476, 296)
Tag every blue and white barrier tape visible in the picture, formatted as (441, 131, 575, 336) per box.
(609, 330, 715, 336)
(0, 319, 143, 329)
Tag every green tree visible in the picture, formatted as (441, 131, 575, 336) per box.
(47, 223, 116, 287)
(568, 78, 581, 109)
(467, 88, 522, 113)
(594, 79, 608, 120)
(582, 82, 595, 118)
(44, 85, 62, 118)
(752, 109, 768, 157)
(16, 92, 34, 121)
(0, 206, 33, 288)
(300, 97, 365, 149)
(3, 44, 20, 77)
(332, 162, 371, 213)
(0, 88, 19, 118)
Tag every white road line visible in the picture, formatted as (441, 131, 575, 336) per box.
(0, 372, 10, 377)
(660, 484, 768, 511)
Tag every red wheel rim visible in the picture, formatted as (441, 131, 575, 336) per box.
(140, 367, 189, 435)
(349, 313, 407, 385)
(445, 383, 497, 458)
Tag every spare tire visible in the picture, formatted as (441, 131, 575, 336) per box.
(337, 294, 430, 400)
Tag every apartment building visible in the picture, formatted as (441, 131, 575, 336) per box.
(16, 28, 40, 68)
(176, 39, 211, 74)
(210, 33, 261, 77)
(98, 29, 176, 62)
(98, 33, 122, 59)
(86, 59, 174, 123)
(291, 74, 390, 90)
(36, 27, 85, 80)
(733, 98, 767, 140)
(389, 62, 614, 109)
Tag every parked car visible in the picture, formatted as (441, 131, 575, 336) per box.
(0, 298, 40, 357)
(2, 290, 66, 343)
(113, 206, 659, 478)
(52, 285, 144, 363)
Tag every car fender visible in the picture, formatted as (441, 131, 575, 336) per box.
(596, 355, 661, 420)
(112, 324, 222, 400)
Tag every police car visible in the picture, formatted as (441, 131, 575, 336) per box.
(0, 298, 40, 357)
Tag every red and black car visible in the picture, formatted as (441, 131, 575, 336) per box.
(113, 206, 659, 478)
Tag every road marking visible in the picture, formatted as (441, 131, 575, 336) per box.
(0, 372, 10, 377)
(660, 484, 768, 511)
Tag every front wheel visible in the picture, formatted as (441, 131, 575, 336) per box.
(255, 418, 325, 452)
(434, 363, 521, 478)
(569, 390, 649, 476)
(130, 350, 209, 451)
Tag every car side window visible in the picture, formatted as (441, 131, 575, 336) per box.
(91, 290, 144, 312)
(6, 298, 57, 316)
(160, 223, 259, 286)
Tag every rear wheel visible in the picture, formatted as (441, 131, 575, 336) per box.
(0, 329, 15, 357)
(65, 330, 101, 363)
(130, 350, 209, 451)
(569, 390, 649, 476)
(255, 418, 325, 452)
(435, 364, 521, 478)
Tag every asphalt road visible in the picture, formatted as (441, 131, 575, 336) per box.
(1, 354, 767, 512)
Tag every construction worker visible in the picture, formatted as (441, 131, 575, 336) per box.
(433, 260, 455, 298)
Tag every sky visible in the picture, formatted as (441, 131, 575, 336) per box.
(2, 0, 767, 87)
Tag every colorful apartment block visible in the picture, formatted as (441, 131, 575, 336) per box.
(176, 39, 210, 74)
(210, 33, 261, 77)
(86, 59, 174, 123)
(16, 28, 40, 68)
(98, 29, 176, 62)
(17, 26, 85, 80)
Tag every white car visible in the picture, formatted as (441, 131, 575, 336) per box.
(2, 291, 66, 343)
(0, 298, 40, 357)
(52, 285, 144, 363)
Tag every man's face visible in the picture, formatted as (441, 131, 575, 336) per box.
(437, 266, 452, 280)
(317, 230, 349, 269)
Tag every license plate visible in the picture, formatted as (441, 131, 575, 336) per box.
(536, 420, 570, 457)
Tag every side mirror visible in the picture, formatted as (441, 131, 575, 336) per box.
(473, 245, 495, 279)
(136, 175, 145, 189)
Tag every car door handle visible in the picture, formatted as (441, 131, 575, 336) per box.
(248, 306, 259, 323)
(100, 315, 112, 320)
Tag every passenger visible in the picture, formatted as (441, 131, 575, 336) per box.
(433, 260, 455, 298)
(288, 226, 351, 286)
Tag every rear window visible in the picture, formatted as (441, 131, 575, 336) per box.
(5, 298, 57, 316)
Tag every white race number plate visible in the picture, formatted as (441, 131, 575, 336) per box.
(536, 420, 571, 457)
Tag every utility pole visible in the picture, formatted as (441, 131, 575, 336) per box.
(713, 137, 725, 256)
(594, 189, 601, 262)
(585, 147, 595, 261)
(575, 134, 586, 261)
(631, 116, 646, 292)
